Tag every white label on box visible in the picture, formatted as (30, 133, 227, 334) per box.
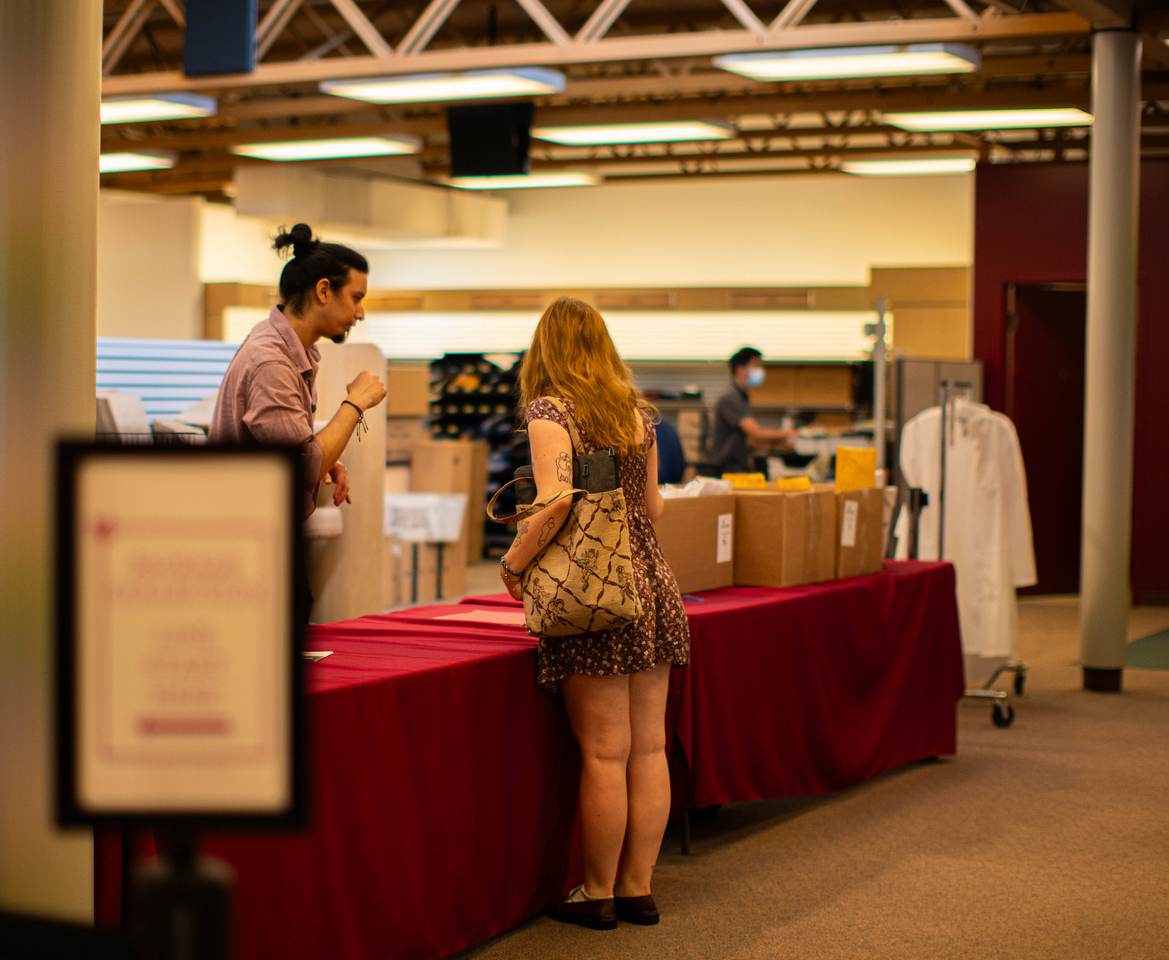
(716, 512, 734, 564)
(840, 500, 859, 548)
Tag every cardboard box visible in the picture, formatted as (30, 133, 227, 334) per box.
(652, 494, 736, 594)
(411, 439, 486, 570)
(836, 488, 884, 578)
(386, 416, 427, 465)
(467, 440, 489, 562)
(385, 365, 432, 417)
(383, 536, 468, 608)
(734, 489, 837, 588)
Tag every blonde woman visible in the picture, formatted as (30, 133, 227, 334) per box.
(498, 297, 690, 930)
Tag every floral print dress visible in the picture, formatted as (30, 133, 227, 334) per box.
(525, 398, 690, 693)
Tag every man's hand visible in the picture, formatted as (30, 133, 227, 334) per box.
(346, 370, 387, 412)
(324, 461, 351, 505)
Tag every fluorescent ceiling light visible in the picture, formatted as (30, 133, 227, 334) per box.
(448, 172, 599, 190)
(100, 93, 217, 124)
(885, 108, 1093, 131)
(232, 136, 421, 161)
(533, 121, 733, 145)
(321, 68, 564, 104)
(841, 157, 976, 176)
(99, 151, 175, 173)
(715, 44, 979, 81)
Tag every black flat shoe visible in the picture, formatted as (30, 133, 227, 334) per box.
(615, 894, 660, 925)
(548, 888, 617, 930)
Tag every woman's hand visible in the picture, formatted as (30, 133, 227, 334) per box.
(500, 565, 524, 601)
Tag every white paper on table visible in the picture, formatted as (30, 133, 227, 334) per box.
(716, 513, 734, 564)
(840, 500, 859, 548)
(435, 609, 527, 626)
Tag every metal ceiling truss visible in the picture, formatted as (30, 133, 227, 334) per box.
(100, 0, 1091, 97)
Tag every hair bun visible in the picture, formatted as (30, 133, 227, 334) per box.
(273, 222, 317, 259)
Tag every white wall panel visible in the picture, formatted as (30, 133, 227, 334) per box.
(346, 309, 885, 361)
(363, 173, 973, 290)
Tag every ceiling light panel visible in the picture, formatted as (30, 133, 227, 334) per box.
(532, 121, 734, 145)
(99, 151, 176, 173)
(448, 172, 599, 190)
(320, 68, 565, 104)
(100, 93, 217, 124)
(715, 44, 979, 81)
(232, 137, 421, 161)
(884, 109, 1093, 131)
(841, 158, 976, 176)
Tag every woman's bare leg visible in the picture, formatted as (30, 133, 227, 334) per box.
(615, 662, 672, 898)
(561, 672, 631, 899)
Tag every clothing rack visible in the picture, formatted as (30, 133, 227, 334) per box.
(936, 380, 1027, 727)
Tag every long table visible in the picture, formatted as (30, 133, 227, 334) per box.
(96, 562, 963, 960)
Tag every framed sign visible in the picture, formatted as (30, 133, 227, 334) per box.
(56, 444, 307, 827)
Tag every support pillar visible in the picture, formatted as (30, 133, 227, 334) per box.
(1080, 30, 1142, 694)
(0, 1, 102, 919)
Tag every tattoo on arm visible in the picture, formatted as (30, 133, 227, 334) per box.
(538, 517, 555, 547)
(555, 452, 572, 484)
(511, 519, 530, 552)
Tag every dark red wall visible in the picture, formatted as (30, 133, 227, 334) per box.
(974, 161, 1169, 603)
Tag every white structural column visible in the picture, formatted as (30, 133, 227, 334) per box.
(1080, 30, 1142, 693)
(0, 1, 102, 919)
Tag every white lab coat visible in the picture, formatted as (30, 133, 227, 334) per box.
(896, 399, 1037, 658)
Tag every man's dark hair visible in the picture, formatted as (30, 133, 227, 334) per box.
(730, 346, 763, 374)
(272, 223, 369, 314)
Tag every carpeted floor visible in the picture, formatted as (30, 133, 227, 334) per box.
(456, 597, 1169, 960)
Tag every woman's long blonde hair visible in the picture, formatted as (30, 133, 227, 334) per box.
(520, 296, 655, 456)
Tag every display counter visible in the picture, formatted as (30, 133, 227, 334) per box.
(96, 562, 962, 960)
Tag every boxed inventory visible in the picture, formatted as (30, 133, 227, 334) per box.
(836, 487, 884, 578)
(734, 489, 837, 588)
(385, 365, 432, 417)
(386, 416, 427, 465)
(652, 494, 735, 594)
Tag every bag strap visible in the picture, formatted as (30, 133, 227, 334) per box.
(486, 476, 585, 525)
(539, 396, 583, 453)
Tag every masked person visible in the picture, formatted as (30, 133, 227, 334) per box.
(709, 346, 796, 475)
(210, 223, 387, 624)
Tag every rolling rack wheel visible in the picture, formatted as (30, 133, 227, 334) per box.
(1014, 672, 1026, 696)
(962, 687, 1014, 726)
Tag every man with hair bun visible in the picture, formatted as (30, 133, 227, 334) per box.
(211, 223, 387, 623)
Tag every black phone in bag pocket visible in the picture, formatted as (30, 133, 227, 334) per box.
(513, 447, 619, 506)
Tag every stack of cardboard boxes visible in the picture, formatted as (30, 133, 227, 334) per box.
(382, 365, 490, 609)
(652, 456, 885, 592)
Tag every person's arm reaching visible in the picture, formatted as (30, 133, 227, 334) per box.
(739, 416, 796, 450)
(499, 418, 574, 599)
(314, 370, 387, 481)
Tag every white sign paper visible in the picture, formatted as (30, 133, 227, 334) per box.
(840, 499, 859, 548)
(74, 454, 293, 813)
(716, 512, 734, 565)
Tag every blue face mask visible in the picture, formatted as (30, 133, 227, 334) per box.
(746, 367, 766, 389)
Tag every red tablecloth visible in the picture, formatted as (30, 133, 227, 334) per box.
(463, 561, 965, 811)
(97, 562, 962, 960)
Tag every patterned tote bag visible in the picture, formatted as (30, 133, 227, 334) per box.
(486, 398, 644, 637)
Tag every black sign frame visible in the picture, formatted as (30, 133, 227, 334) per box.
(55, 442, 308, 830)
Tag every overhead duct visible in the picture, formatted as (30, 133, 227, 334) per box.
(233, 166, 507, 249)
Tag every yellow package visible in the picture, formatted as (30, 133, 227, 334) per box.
(834, 447, 877, 493)
(722, 472, 769, 489)
(776, 477, 812, 490)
